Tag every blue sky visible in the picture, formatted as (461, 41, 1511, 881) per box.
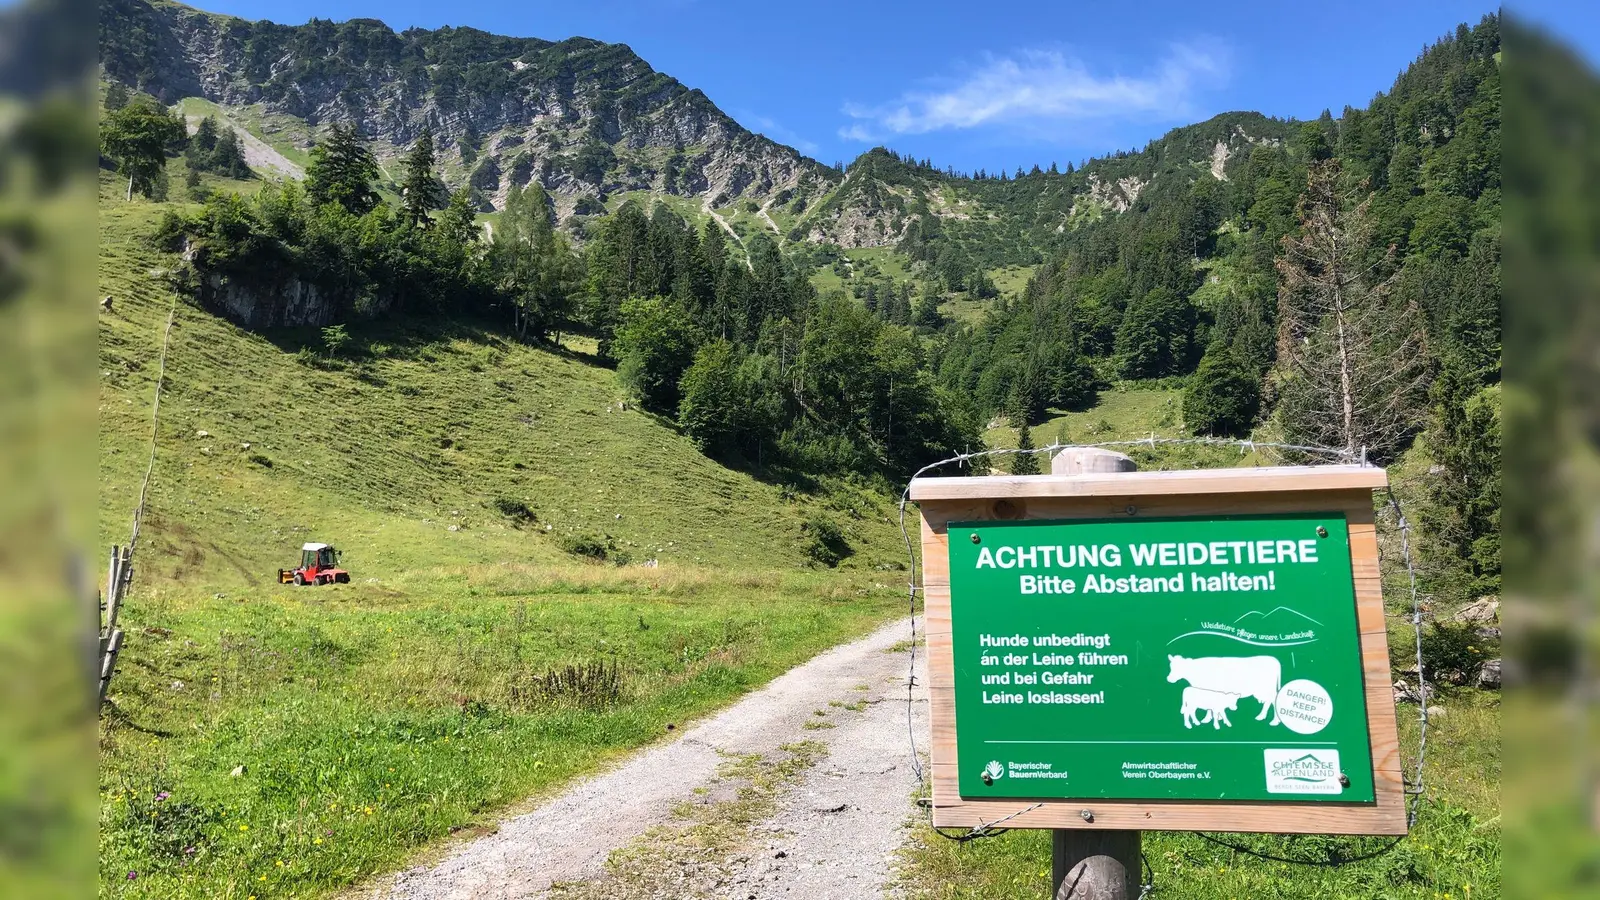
(186, 0, 1574, 173)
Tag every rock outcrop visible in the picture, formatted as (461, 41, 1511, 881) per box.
(102, 0, 838, 219)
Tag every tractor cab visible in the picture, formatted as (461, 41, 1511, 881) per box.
(278, 542, 350, 586)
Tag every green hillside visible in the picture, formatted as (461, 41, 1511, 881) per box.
(99, 179, 904, 579)
(96, 173, 913, 898)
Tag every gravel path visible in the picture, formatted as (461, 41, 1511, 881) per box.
(366, 618, 927, 900)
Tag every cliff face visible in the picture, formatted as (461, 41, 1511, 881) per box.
(99, 2, 1297, 253)
(101, 0, 840, 221)
(197, 269, 342, 329)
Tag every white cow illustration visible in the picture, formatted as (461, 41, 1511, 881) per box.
(1167, 654, 1282, 725)
(1180, 685, 1240, 729)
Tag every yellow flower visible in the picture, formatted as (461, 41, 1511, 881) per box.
(364, 806, 374, 816)
(276, 860, 284, 868)
(239, 824, 249, 832)
(314, 837, 323, 845)
(258, 875, 267, 881)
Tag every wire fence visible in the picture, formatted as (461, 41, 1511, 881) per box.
(894, 437, 1434, 895)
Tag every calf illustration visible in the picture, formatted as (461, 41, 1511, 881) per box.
(1180, 685, 1240, 729)
(1167, 654, 1282, 725)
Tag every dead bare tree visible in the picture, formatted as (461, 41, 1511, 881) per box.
(1274, 160, 1430, 463)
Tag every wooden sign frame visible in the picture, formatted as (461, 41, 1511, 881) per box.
(910, 465, 1407, 835)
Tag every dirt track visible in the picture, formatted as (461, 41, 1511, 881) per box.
(364, 618, 927, 900)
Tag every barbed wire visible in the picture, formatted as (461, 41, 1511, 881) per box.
(1384, 488, 1430, 828)
(129, 295, 178, 554)
(894, 436, 1433, 889)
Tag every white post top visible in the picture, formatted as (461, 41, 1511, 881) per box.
(1051, 447, 1137, 475)
(908, 464, 1386, 502)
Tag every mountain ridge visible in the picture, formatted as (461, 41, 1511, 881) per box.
(99, 0, 1298, 253)
(101, 0, 842, 223)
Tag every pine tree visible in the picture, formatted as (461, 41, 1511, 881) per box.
(1274, 160, 1429, 462)
(400, 125, 443, 227)
(1012, 419, 1040, 475)
(104, 81, 129, 111)
(306, 124, 380, 215)
(191, 116, 219, 154)
(212, 128, 249, 178)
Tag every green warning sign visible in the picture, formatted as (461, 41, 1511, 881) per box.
(948, 513, 1374, 803)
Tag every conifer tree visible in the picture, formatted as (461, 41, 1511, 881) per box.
(212, 128, 249, 178)
(104, 81, 129, 111)
(1274, 160, 1428, 462)
(1012, 419, 1040, 475)
(191, 116, 218, 154)
(306, 124, 380, 215)
(400, 125, 444, 227)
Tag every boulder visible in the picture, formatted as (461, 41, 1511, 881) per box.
(1393, 679, 1434, 705)
(1453, 597, 1500, 625)
(1478, 658, 1502, 689)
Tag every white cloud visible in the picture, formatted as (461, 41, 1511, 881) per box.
(839, 42, 1228, 141)
(743, 112, 822, 156)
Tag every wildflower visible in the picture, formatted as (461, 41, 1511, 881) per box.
(364, 806, 374, 816)
(314, 837, 323, 845)
(276, 860, 284, 868)
(127, 871, 137, 880)
(239, 824, 249, 832)
(155, 791, 171, 802)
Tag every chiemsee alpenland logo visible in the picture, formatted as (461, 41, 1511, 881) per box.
(1263, 749, 1343, 794)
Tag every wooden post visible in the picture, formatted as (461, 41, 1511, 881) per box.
(1051, 447, 1139, 900)
(98, 545, 131, 709)
(1053, 829, 1141, 900)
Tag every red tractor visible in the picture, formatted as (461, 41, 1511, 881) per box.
(278, 542, 350, 586)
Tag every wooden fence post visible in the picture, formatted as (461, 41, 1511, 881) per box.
(98, 545, 131, 709)
(1050, 448, 1139, 900)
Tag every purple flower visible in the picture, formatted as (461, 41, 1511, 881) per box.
(127, 871, 138, 880)
(155, 791, 171, 802)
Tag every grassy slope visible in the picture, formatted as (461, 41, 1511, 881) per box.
(99, 179, 905, 577)
(96, 173, 909, 899)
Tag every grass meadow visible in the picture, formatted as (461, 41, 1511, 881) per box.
(97, 175, 910, 898)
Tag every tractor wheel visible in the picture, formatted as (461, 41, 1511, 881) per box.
(317, 574, 330, 586)
(293, 573, 305, 586)
(336, 573, 350, 584)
